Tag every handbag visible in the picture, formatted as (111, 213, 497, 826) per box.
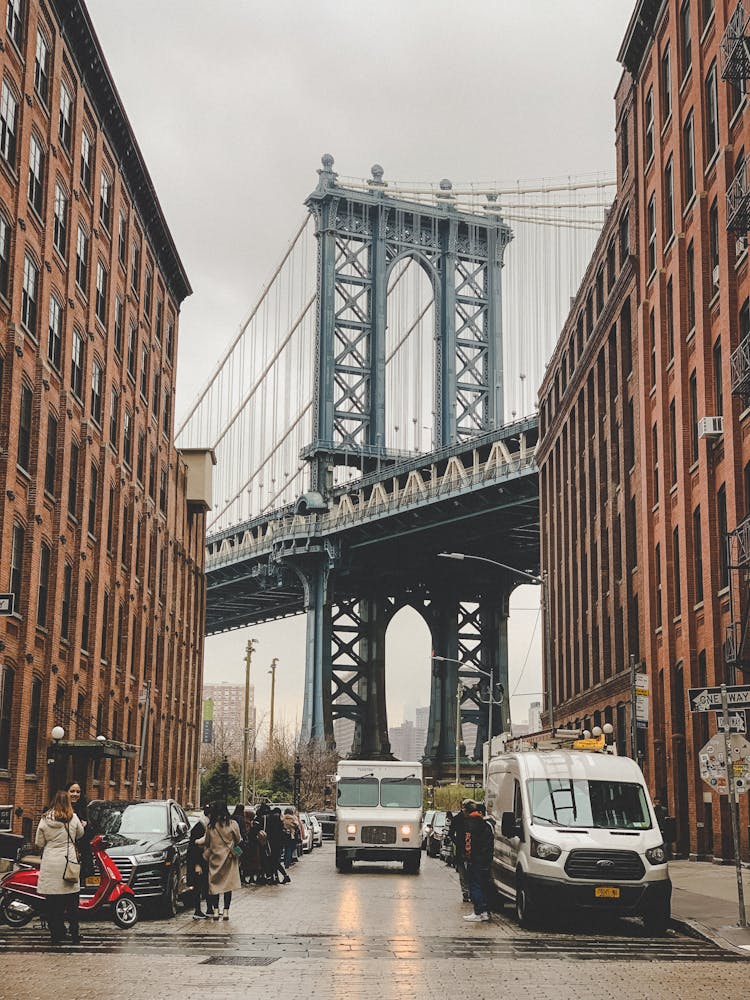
(63, 821, 81, 883)
(217, 824, 243, 858)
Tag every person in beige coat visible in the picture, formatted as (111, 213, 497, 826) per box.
(197, 801, 241, 921)
(35, 789, 85, 945)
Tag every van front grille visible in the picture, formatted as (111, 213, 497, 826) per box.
(564, 849, 645, 881)
(360, 826, 396, 845)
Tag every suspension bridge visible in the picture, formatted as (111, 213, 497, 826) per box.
(176, 156, 614, 774)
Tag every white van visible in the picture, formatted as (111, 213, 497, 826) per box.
(335, 760, 423, 874)
(486, 748, 672, 933)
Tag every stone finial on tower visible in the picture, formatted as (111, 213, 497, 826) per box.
(316, 153, 338, 191)
(436, 177, 455, 202)
(368, 163, 386, 189)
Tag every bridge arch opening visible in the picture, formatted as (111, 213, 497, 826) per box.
(385, 254, 436, 454)
(507, 584, 543, 733)
(385, 604, 432, 761)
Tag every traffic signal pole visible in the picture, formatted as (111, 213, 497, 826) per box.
(721, 683, 747, 928)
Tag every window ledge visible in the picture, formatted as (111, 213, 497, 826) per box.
(704, 149, 720, 178)
(736, 245, 749, 271)
(689, 460, 699, 474)
(693, 601, 705, 612)
(661, 113, 672, 139)
(655, 626, 663, 635)
(679, 66, 693, 96)
(730, 98, 746, 131)
(647, 267, 657, 287)
(709, 289, 720, 310)
(664, 232, 676, 256)
(670, 483, 678, 496)
(700, 12, 715, 46)
(717, 586, 730, 598)
(686, 326, 696, 344)
(682, 193, 696, 219)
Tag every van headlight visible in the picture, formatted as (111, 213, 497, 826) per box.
(646, 844, 667, 865)
(346, 824, 357, 835)
(400, 825, 411, 837)
(530, 837, 561, 862)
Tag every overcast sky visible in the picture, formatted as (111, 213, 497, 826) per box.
(87, 0, 634, 743)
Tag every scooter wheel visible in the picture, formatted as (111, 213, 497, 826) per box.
(113, 895, 138, 929)
(0, 894, 35, 928)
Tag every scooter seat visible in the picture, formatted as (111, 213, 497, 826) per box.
(17, 854, 41, 867)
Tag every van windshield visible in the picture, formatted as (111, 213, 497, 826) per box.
(337, 777, 379, 807)
(528, 779, 652, 830)
(380, 778, 422, 808)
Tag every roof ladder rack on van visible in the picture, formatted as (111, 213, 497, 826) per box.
(497, 726, 612, 754)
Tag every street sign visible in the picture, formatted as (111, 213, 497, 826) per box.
(635, 672, 649, 729)
(689, 685, 750, 712)
(716, 711, 747, 734)
(699, 734, 750, 794)
(0, 594, 14, 616)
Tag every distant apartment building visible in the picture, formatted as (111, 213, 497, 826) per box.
(202, 682, 255, 756)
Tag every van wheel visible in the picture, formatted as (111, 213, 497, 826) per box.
(643, 903, 670, 937)
(515, 875, 538, 929)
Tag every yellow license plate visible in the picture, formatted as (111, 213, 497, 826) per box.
(85, 876, 101, 887)
(594, 886, 620, 899)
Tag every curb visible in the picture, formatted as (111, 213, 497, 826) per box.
(671, 913, 750, 956)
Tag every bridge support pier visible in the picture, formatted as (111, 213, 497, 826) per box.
(300, 558, 333, 746)
(350, 597, 393, 760)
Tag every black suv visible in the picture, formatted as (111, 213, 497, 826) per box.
(87, 799, 192, 916)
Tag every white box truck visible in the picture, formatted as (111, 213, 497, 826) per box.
(335, 760, 423, 873)
(486, 741, 672, 933)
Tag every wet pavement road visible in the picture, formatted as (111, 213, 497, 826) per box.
(1, 844, 747, 1000)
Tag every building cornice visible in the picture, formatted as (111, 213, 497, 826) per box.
(618, 0, 667, 76)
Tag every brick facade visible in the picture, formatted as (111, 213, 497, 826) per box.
(539, 0, 750, 860)
(0, 0, 207, 840)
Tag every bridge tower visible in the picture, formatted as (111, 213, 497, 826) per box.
(298, 156, 514, 769)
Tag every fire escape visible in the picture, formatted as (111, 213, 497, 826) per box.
(722, 3, 750, 672)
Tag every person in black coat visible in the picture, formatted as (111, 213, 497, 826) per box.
(450, 801, 470, 902)
(265, 808, 290, 884)
(187, 812, 211, 918)
(462, 802, 494, 922)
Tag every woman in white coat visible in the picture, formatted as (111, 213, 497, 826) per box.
(35, 789, 85, 945)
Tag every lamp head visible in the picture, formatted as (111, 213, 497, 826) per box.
(51, 725, 64, 742)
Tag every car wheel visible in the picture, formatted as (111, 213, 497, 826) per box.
(160, 864, 180, 918)
(515, 874, 538, 929)
(113, 895, 139, 929)
(0, 894, 35, 928)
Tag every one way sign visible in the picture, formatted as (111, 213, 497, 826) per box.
(689, 686, 750, 712)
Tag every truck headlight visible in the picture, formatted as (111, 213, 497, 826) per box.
(400, 825, 412, 837)
(530, 837, 561, 862)
(646, 844, 667, 865)
(346, 824, 357, 835)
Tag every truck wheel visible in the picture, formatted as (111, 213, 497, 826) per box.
(643, 903, 670, 937)
(515, 874, 538, 929)
(404, 855, 421, 874)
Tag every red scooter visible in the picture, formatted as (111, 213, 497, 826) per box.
(0, 834, 138, 929)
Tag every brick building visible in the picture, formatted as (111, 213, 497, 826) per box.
(539, 0, 750, 860)
(0, 0, 211, 839)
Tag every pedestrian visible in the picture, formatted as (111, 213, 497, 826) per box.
(66, 780, 93, 880)
(231, 803, 246, 839)
(242, 807, 264, 884)
(197, 801, 242, 920)
(282, 808, 298, 869)
(443, 812, 454, 866)
(266, 807, 290, 884)
(462, 800, 494, 923)
(35, 789, 85, 945)
(187, 814, 210, 919)
(450, 800, 471, 902)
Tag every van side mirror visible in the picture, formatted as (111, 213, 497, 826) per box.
(662, 817, 676, 843)
(501, 811, 521, 838)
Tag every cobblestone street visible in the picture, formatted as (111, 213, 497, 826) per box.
(1, 845, 748, 1000)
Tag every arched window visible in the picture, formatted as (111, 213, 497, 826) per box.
(0, 664, 14, 769)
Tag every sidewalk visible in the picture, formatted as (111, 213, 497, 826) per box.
(670, 859, 750, 952)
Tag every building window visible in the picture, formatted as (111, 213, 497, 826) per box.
(114, 296, 124, 356)
(131, 240, 140, 293)
(127, 323, 137, 379)
(59, 81, 72, 153)
(76, 225, 89, 293)
(140, 343, 149, 401)
(649, 309, 656, 390)
(669, 399, 677, 486)
(81, 578, 92, 652)
(0, 666, 14, 770)
(621, 111, 629, 177)
(148, 450, 156, 499)
(705, 62, 718, 162)
(68, 441, 79, 517)
(123, 411, 132, 467)
(673, 526, 681, 617)
(91, 360, 103, 425)
(33, 29, 49, 105)
(100, 591, 109, 662)
(106, 484, 115, 553)
(10, 522, 24, 607)
(70, 329, 84, 399)
(687, 240, 695, 330)
(99, 172, 111, 232)
(152, 372, 160, 415)
(121, 504, 130, 569)
(28, 134, 44, 215)
(655, 543, 662, 628)
(25, 678, 42, 774)
(163, 391, 171, 437)
(22, 255, 39, 335)
(713, 338, 723, 417)
(48, 294, 62, 370)
(80, 129, 92, 194)
(6, 0, 23, 48)
(606, 240, 616, 292)
(718, 484, 728, 588)
(693, 506, 704, 603)
(118, 212, 127, 265)
(44, 413, 57, 495)
(53, 183, 68, 257)
(683, 110, 695, 204)
(709, 198, 719, 291)
(109, 388, 119, 448)
(160, 467, 167, 514)
(0, 213, 9, 297)
(661, 44, 672, 123)
(95, 260, 108, 326)
(136, 431, 145, 484)
(666, 278, 674, 362)
(689, 370, 698, 464)
(155, 297, 164, 342)
(664, 157, 674, 241)
(0, 81, 18, 165)
(18, 382, 32, 471)
(645, 87, 654, 163)
(61, 563, 72, 640)
(36, 542, 50, 628)
(680, 1, 692, 79)
(166, 317, 174, 363)
(144, 267, 152, 318)
(647, 193, 656, 275)
(701, 0, 714, 29)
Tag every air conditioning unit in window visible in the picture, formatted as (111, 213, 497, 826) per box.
(713, 264, 720, 286)
(698, 416, 724, 438)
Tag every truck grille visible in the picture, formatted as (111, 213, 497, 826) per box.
(564, 849, 645, 881)
(360, 826, 396, 845)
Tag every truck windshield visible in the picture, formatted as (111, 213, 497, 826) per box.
(528, 779, 652, 830)
(380, 778, 422, 808)
(337, 777, 379, 807)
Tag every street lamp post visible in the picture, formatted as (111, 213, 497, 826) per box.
(439, 551, 554, 729)
(268, 657, 279, 747)
(241, 638, 257, 803)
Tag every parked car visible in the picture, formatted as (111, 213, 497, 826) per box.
(420, 810, 436, 851)
(298, 812, 314, 853)
(87, 799, 192, 917)
(308, 813, 323, 847)
(426, 811, 447, 857)
(310, 811, 336, 840)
